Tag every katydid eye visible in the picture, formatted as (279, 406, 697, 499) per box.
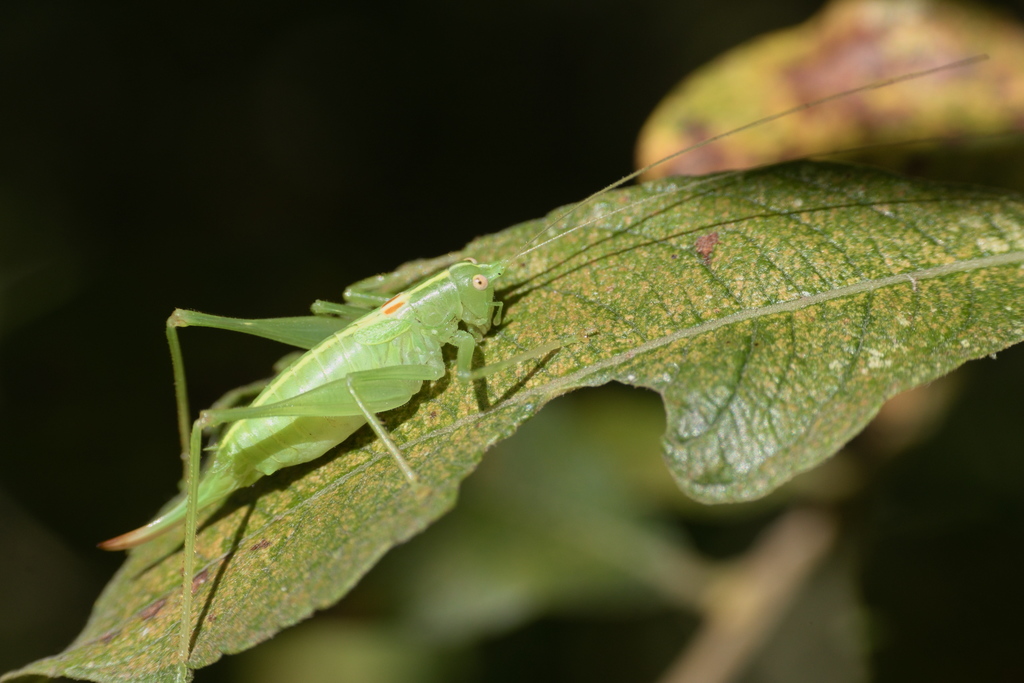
(472, 274, 488, 290)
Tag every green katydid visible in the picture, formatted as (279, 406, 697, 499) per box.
(97, 57, 984, 682)
(99, 258, 567, 683)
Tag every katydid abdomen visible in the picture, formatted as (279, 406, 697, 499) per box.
(223, 324, 443, 476)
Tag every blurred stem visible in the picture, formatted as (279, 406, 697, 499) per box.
(656, 507, 838, 683)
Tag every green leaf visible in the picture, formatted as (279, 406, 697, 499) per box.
(6, 161, 1023, 682)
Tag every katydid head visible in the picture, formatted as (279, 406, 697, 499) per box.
(450, 259, 506, 328)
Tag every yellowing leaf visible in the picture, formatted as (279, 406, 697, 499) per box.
(636, 0, 1024, 179)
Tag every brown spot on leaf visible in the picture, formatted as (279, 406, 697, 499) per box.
(192, 569, 209, 592)
(139, 598, 166, 621)
(695, 232, 720, 265)
(250, 539, 271, 552)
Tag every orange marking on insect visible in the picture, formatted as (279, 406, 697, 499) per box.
(382, 294, 407, 315)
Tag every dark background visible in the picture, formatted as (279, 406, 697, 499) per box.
(2, 1, 1024, 682)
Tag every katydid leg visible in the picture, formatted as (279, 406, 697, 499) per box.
(208, 378, 272, 412)
(342, 287, 392, 309)
(166, 309, 357, 476)
(468, 338, 572, 380)
(451, 329, 573, 381)
(165, 310, 393, 680)
(206, 353, 306, 413)
(177, 362, 442, 678)
(178, 415, 204, 683)
(341, 369, 434, 485)
(170, 308, 355, 350)
(198, 364, 444, 426)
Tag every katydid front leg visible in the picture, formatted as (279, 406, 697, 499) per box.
(451, 329, 572, 382)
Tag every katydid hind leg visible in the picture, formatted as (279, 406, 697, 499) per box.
(165, 310, 340, 490)
(206, 351, 307, 412)
(178, 417, 204, 682)
(176, 363, 441, 679)
(170, 308, 353, 350)
(96, 365, 442, 548)
(96, 417, 205, 678)
(165, 307, 354, 484)
(198, 364, 444, 427)
(208, 377, 272, 412)
(193, 364, 444, 484)
(342, 283, 393, 309)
